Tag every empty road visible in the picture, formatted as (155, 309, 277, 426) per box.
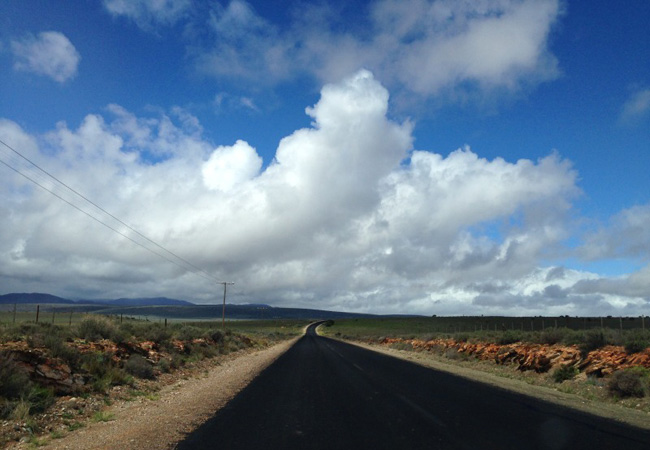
(176, 322, 650, 449)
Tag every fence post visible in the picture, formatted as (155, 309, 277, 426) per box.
(36, 305, 40, 323)
(52, 311, 55, 324)
(69, 311, 73, 326)
(13, 303, 17, 324)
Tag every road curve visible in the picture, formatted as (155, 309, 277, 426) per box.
(176, 322, 650, 450)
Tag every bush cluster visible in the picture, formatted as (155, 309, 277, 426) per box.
(0, 353, 55, 419)
(0, 315, 260, 423)
(552, 364, 579, 383)
(608, 367, 650, 398)
(124, 355, 154, 379)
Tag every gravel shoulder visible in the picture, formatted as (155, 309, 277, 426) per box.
(348, 340, 650, 431)
(11, 338, 297, 450)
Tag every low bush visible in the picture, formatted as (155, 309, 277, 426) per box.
(608, 367, 650, 398)
(0, 353, 32, 401)
(552, 364, 579, 383)
(389, 341, 413, 351)
(82, 352, 132, 392)
(497, 330, 523, 345)
(623, 330, 650, 354)
(142, 324, 172, 346)
(210, 330, 224, 344)
(537, 328, 572, 346)
(579, 330, 608, 356)
(26, 386, 54, 415)
(157, 358, 171, 374)
(124, 355, 155, 379)
(177, 325, 203, 342)
(43, 334, 82, 369)
(78, 316, 117, 341)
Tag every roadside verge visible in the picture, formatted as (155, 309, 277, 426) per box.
(342, 339, 650, 431)
(12, 338, 298, 450)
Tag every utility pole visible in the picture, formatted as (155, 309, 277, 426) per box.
(220, 282, 234, 329)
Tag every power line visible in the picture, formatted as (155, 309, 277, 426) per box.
(0, 137, 227, 285)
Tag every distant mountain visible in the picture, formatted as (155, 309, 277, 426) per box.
(0, 293, 75, 304)
(109, 297, 194, 307)
(0, 293, 194, 307)
(85, 304, 384, 320)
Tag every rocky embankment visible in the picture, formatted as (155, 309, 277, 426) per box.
(2, 336, 252, 394)
(379, 337, 650, 376)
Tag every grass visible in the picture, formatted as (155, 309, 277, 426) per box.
(66, 421, 85, 431)
(91, 411, 115, 422)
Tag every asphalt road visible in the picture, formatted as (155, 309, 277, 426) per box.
(176, 323, 650, 450)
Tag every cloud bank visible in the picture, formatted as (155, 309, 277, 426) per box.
(106, 0, 562, 99)
(1, 70, 648, 315)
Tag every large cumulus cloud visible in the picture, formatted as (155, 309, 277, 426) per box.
(1, 70, 645, 314)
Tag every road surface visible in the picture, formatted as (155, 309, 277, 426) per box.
(176, 322, 650, 449)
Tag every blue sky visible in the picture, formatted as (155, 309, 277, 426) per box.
(0, 0, 649, 315)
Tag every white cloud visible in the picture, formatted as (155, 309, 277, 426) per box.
(103, 0, 191, 28)
(620, 88, 650, 123)
(2, 69, 645, 315)
(11, 31, 80, 83)
(194, 0, 561, 99)
(580, 204, 650, 261)
(376, 0, 562, 94)
(202, 140, 262, 191)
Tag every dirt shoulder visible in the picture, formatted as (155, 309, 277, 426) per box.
(348, 340, 650, 431)
(9, 338, 297, 450)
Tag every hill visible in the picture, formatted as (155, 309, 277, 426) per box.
(0, 293, 74, 304)
(79, 297, 195, 307)
(80, 304, 384, 320)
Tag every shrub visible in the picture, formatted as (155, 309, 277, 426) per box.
(444, 348, 462, 360)
(177, 325, 203, 342)
(124, 355, 155, 379)
(210, 330, 224, 344)
(26, 386, 54, 414)
(78, 316, 116, 341)
(623, 330, 650, 354)
(142, 325, 172, 345)
(82, 352, 132, 392)
(497, 330, 522, 345)
(167, 354, 182, 370)
(538, 328, 571, 345)
(608, 367, 650, 398)
(157, 358, 171, 374)
(0, 353, 32, 400)
(579, 330, 607, 356)
(43, 335, 82, 369)
(552, 364, 579, 383)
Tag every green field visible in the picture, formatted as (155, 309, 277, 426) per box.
(323, 316, 648, 336)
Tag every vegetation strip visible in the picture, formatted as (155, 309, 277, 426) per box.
(0, 316, 307, 447)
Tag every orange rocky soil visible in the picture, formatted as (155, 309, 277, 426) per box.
(379, 337, 650, 376)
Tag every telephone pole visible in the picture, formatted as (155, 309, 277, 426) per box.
(220, 282, 234, 329)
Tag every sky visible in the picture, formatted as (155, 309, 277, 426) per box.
(0, 0, 649, 316)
